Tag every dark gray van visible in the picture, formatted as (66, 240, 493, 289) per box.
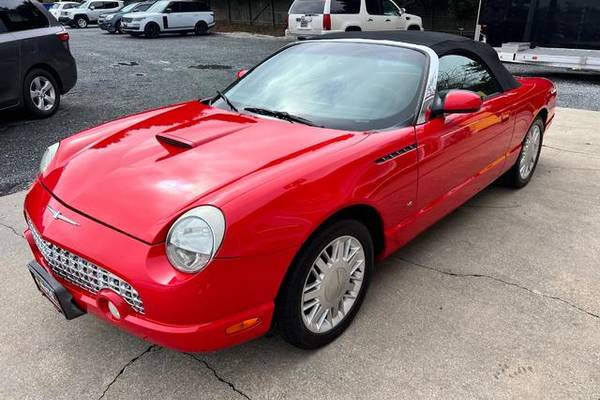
(0, 0, 77, 118)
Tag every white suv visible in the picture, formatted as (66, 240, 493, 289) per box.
(286, 0, 423, 37)
(48, 2, 80, 20)
(60, 0, 124, 28)
(121, 0, 215, 38)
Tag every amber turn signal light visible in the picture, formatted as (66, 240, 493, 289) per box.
(225, 318, 261, 335)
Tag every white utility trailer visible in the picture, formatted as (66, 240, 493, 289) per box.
(475, 0, 600, 72)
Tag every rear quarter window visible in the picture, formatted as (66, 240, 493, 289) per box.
(289, 0, 325, 14)
(0, 0, 49, 33)
(331, 0, 361, 14)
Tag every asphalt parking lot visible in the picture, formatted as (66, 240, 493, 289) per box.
(1, 107, 599, 399)
(1, 28, 600, 399)
(1, 29, 600, 196)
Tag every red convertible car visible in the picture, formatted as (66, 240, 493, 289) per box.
(24, 31, 556, 352)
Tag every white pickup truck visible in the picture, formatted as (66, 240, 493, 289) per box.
(286, 0, 423, 37)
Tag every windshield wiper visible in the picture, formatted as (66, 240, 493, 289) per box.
(244, 107, 321, 127)
(214, 90, 238, 112)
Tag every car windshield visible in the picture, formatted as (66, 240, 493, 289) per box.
(213, 42, 427, 131)
(290, 0, 325, 14)
(50, 4, 60, 9)
(64, 4, 78, 9)
(120, 2, 139, 12)
(146, 0, 169, 12)
(78, 1, 90, 9)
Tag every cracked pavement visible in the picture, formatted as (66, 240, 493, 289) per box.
(0, 107, 598, 399)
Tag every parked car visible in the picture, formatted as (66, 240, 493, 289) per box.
(99, 1, 154, 33)
(286, 0, 423, 37)
(121, 0, 214, 38)
(48, 1, 80, 20)
(0, 0, 77, 118)
(59, 0, 123, 28)
(24, 31, 556, 352)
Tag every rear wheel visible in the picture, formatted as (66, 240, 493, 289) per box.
(194, 21, 208, 35)
(23, 69, 60, 118)
(276, 220, 373, 349)
(505, 117, 544, 188)
(144, 22, 160, 38)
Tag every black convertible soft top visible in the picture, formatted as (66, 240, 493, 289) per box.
(310, 31, 520, 92)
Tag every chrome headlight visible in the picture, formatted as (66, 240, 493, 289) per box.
(105, 14, 114, 20)
(166, 206, 225, 273)
(39, 142, 60, 174)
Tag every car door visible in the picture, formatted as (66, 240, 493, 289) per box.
(381, 0, 404, 29)
(162, 1, 184, 29)
(414, 54, 515, 219)
(364, 0, 401, 30)
(0, 20, 20, 110)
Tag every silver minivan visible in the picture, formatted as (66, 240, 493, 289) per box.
(0, 0, 77, 118)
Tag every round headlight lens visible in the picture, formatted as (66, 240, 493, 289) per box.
(39, 142, 60, 174)
(166, 206, 225, 273)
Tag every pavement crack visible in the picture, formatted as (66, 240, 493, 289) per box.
(98, 345, 158, 400)
(0, 222, 24, 238)
(542, 144, 600, 159)
(186, 353, 251, 399)
(462, 204, 521, 209)
(395, 256, 600, 321)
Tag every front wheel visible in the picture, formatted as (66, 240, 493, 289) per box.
(276, 220, 373, 349)
(144, 22, 160, 39)
(506, 117, 544, 188)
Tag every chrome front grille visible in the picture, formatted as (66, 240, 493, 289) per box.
(27, 219, 145, 314)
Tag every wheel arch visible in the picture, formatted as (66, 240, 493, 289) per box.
(275, 203, 385, 298)
(24, 64, 64, 94)
(345, 25, 362, 32)
(535, 107, 549, 127)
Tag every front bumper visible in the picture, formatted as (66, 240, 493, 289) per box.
(121, 22, 142, 32)
(23, 180, 293, 352)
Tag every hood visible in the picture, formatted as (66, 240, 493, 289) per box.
(123, 11, 155, 18)
(42, 102, 363, 244)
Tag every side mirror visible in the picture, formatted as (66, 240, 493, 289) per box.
(165, 7, 172, 13)
(90, 5, 95, 9)
(236, 69, 248, 79)
(431, 90, 482, 118)
(399, 7, 406, 14)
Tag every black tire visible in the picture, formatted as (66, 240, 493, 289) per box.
(144, 22, 160, 38)
(345, 26, 361, 32)
(276, 219, 374, 350)
(194, 21, 208, 36)
(22, 69, 61, 118)
(504, 117, 545, 188)
(74, 15, 88, 29)
(407, 25, 421, 30)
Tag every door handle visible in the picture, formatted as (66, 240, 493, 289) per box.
(385, 19, 391, 21)
(368, 18, 373, 21)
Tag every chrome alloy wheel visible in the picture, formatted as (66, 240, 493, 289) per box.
(519, 123, 542, 180)
(29, 77, 56, 112)
(301, 235, 365, 334)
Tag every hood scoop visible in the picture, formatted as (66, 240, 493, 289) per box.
(155, 112, 254, 149)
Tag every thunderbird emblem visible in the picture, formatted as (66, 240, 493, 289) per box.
(47, 206, 80, 226)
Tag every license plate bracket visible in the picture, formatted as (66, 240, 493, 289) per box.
(28, 261, 85, 320)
